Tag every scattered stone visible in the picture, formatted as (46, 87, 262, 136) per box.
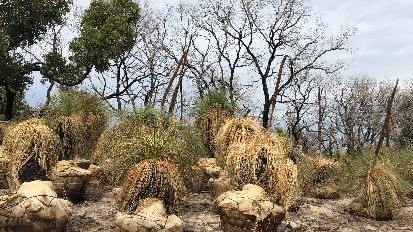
(214, 184, 285, 232)
(115, 198, 183, 232)
(50, 160, 92, 203)
(0, 181, 72, 232)
(191, 158, 221, 192)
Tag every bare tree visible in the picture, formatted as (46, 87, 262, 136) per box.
(199, 0, 353, 128)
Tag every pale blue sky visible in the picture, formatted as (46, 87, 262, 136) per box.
(25, 0, 413, 106)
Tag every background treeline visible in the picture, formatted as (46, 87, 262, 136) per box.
(0, 0, 411, 156)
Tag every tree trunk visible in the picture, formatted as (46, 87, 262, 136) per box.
(317, 87, 324, 154)
(262, 101, 270, 129)
(5, 85, 16, 121)
(38, 80, 55, 116)
(116, 63, 122, 112)
(268, 55, 288, 128)
(374, 79, 398, 159)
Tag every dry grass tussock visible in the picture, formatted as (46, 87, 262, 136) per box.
(215, 117, 264, 164)
(92, 119, 203, 187)
(119, 159, 184, 213)
(44, 89, 107, 160)
(298, 155, 341, 199)
(198, 108, 233, 155)
(0, 147, 9, 189)
(91, 121, 153, 184)
(0, 121, 16, 145)
(91, 120, 150, 164)
(348, 163, 403, 221)
(3, 118, 60, 190)
(224, 132, 298, 210)
(52, 113, 105, 160)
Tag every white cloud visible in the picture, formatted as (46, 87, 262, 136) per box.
(314, 0, 413, 80)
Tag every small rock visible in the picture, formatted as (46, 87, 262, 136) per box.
(50, 160, 92, 203)
(115, 198, 183, 232)
(214, 184, 285, 232)
(0, 180, 72, 232)
(191, 158, 221, 192)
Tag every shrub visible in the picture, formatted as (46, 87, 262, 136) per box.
(119, 159, 184, 213)
(92, 108, 206, 186)
(347, 163, 403, 220)
(224, 132, 298, 210)
(44, 88, 107, 159)
(3, 118, 60, 189)
(215, 117, 264, 164)
(195, 90, 235, 118)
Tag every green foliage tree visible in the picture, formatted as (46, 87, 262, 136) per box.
(0, 41, 32, 120)
(40, 0, 141, 112)
(69, 0, 140, 73)
(0, 0, 72, 120)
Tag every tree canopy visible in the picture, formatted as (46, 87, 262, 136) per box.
(69, 0, 140, 73)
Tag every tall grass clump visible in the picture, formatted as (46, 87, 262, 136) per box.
(44, 88, 107, 159)
(338, 152, 372, 194)
(3, 118, 60, 190)
(128, 106, 170, 130)
(119, 159, 184, 213)
(215, 117, 264, 164)
(386, 147, 413, 197)
(92, 107, 206, 186)
(0, 121, 16, 145)
(195, 90, 235, 118)
(224, 131, 298, 210)
(195, 90, 235, 156)
(298, 155, 341, 199)
(348, 162, 403, 220)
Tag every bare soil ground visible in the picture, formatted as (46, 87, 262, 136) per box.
(283, 197, 413, 232)
(2, 187, 413, 231)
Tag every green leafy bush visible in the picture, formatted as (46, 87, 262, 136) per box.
(195, 89, 235, 117)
